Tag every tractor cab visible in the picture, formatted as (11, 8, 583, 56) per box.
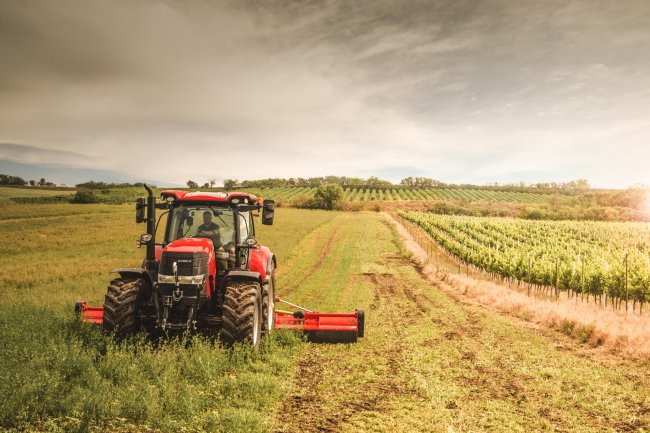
(157, 190, 273, 276)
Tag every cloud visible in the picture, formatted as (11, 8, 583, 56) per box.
(0, 159, 156, 187)
(0, 143, 93, 167)
(0, 0, 649, 188)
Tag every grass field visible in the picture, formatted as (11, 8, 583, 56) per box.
(0, 206, 334, 432)
(0, 204, 648, 432)
(0, 186, 75, 202)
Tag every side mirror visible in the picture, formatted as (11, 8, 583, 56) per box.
(136, 198, 146, 223)
(262, 199, 275, 225)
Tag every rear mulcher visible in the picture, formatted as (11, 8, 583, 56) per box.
(76, 184, 364, 347)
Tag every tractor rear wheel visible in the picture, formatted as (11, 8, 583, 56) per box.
(221, 281, 262, 347)
(262, 265, 276, 334)
(103, 278, 143, 338)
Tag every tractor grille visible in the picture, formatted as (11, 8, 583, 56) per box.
(160, 251, 209, 276)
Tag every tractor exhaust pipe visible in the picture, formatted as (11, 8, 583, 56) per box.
(144, 183, 156, 270)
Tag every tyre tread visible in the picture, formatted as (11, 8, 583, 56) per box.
(221, 281, 261, 346)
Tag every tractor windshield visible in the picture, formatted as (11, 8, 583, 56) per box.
(167, 204, 236, 249)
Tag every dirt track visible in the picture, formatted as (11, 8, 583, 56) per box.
(273, 213, 650, 433)
(275, 266, 421, 433)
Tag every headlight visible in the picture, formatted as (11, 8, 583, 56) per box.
(158, 274, 206, 285)
(191, 275, 206, 285)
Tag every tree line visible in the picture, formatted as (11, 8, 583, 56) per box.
(216, 176, 593, 193)
(220, 176, 393, 189)
(74, 181, 155, 189)
(0, 174, 55, 187)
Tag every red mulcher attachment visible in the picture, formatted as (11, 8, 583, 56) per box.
(75, 297, 365, 343)
(74, 301, 104, 325)
(273, 297, 365, 343)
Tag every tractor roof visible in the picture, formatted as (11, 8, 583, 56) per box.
(161, 190, 259, 204)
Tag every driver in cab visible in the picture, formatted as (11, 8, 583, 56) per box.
(196, 211, 222, 248)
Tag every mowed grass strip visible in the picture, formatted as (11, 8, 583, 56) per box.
(0, 205, 332, 433)
(274, 212, 650, 433)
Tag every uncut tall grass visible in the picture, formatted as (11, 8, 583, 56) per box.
(0, 204, 333, 432)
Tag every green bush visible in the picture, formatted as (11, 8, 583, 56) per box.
(312, 184, 343, 210)
(70, 190, 98, 204)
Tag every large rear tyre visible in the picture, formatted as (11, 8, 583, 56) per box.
(103, 278, 143, 338)
(262, 266, 276, 335)
(221, 281, 263, 348)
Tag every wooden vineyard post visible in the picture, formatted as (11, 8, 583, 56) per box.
(625, 252, 629, 313)
(555, 259, 560, 299)
(581, 259, 585, 302)
(528, 255, 533, 296)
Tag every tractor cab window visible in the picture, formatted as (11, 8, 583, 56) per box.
(238, 210, 251, 244)
(167, 205, 235, 249)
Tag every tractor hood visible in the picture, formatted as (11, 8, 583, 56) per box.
(164, 237, 214, 255)
(159, 238, 213, 281)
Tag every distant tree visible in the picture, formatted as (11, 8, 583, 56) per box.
(29, 180, 35, 186)
(39, 178, 46, 186)
(344, 177, 365, 186)
(186, 180, 199, 189)
(566, 179, 590, 190)
(202, 182, 210, 188)
(365, 176, 392, 187)
(312, 184, 344, 210)
(223, 179, 239, 190)
(0, 174, 27, 186)
(209, 178, 216, 188)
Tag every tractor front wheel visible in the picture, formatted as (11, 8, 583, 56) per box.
(103, 278, 143, 338)
(221, 281, 262, 348)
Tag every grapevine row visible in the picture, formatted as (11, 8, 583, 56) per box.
(399, 211, 650, 312)
(253, 187, 548, 204)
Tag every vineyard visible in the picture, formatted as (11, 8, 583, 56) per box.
(399, 211, 650, 312)
(247, 186, 548, 204)
(0, 185, 550, 205)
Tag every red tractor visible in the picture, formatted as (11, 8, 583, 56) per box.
(76, 184, 364, 346)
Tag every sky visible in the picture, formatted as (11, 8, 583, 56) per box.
(1, 0, 649, 188)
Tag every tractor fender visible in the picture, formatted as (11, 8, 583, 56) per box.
(225, 270, 262, 285)
(111, 268, 155, 289)
(219, 271, 263, 304)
